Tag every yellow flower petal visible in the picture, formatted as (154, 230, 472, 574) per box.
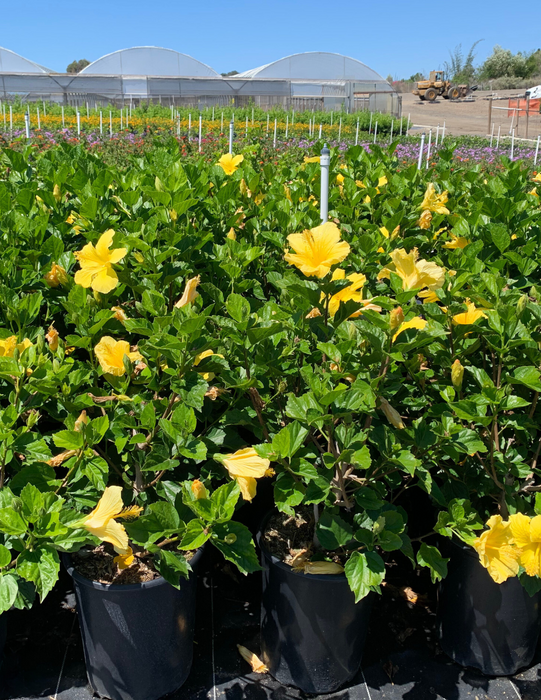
(473, 515, 520, 584)
(218, 153, 244, 175)
(221, 447, 270, 479)
(81, 486, 130, 553)
(237, 476, 257, 502)
(392, 317, 427, 342)
(378, 248, 444, 292)
(452, 301, 487, 325)
(95, 337, 142, 376)
(74, 230, 125, 293)
(175, 276, 200, 308)
(114, 546, 134, 569)
(444, 235, 469, 250)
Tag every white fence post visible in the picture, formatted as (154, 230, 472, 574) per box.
(417, 133, 425, 170)
(229, 119, 234, 154)
(320, 144, 330, 223)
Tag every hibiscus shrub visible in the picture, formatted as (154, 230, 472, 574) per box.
(0, 138, 539, 610)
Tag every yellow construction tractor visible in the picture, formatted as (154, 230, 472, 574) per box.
(413, 71, 474, 101)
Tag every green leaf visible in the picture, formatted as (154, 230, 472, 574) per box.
(212, 521, 261, 574)
(511, 367, 541, 392)
(154, 550, 191, 588)
(274, 474, 305, 516)
(272, 422, 308, 458)
(53, 430, 84, 450)
(344, 551, 385, 603)
(519, 573, 541, 597)
(178, 521, 211, 550)
(490, 223, 510, 253)
(20, 483, 44, 521)
(210, 480, 240, 523)
(316, 511, 354, 550)
(226, 293, 251, 323)
(355, 487, 384, 511)
(16, 546, 60, 601)
(0, 545, 11, 568)
(0, 508, 27, 536)
(0, 574, 19, 614)
(417, 543, 449, 583)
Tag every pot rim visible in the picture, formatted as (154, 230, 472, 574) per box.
(257, 509, 351, 583)
(62, 546, 204, 592)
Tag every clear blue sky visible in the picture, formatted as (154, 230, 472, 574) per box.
(2, 0, 539, 78)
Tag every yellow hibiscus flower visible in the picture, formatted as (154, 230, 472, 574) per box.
(472, 515, 520, 584)
(284, 222, 350, 278)
(219, 447, 272, 502)
(218, 153, 244, 175)
(377, 248, 445, 292)
(94, 337, 143, 376)
(444, 235, 469, 249)
(74, 230, 127, 294)
(392, 317, 427, 343)
(420, 183, 450, 214)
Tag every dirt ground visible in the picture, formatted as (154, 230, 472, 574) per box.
(402, 89, 541, 141)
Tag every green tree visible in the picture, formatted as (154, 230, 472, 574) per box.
(66, 59, 90, 74)
(444, 40, 483, 83)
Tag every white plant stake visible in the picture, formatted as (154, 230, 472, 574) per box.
(510, 129, 515, 160)
(436, 124, 440, 146)
(229, 119, 234, 154)
(535, 135, 540, 166)
(273, 118, 277, 148)
(496, 125, 501, 148)
(120, 110, 123, 130)
(77, 110, 81, 135)
(389, 119, 393, 144)
(267, 114, 269, 132)
(37, 107, 40, 130)
(417, 133, 425, 170)
(245, 115, 248, 139)
(61, 105, 64, 127)
(490, 123, 494, 147)
(285, 115, 289, 139)
(221, 112, 224, 132)
(338, 116, 342, 141)
(319, 123, 322, 139)
(10, 106, 13, 132)
(199, 115, 202, 153)
(110, 111, 113, 136)
(442, 121, 446, 141)
(100, 111, 103, 135)
(355, 119, 359, 146)
(24, 112, 30, 139)
(373, 121, 378, 144)
(188, 114, 191, 141)
(426, 129, 432, 168)
(320, 144, 330, 222)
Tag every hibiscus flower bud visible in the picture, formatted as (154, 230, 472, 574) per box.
(418, 210, 433, 230)
(390, 306, 405, 331)
(44, 263, 69, 288)
(517, 294, 528, 316)
(191, 479, 208, 500)
(378, 397, 405, 429)
(451, 359, 464, 390)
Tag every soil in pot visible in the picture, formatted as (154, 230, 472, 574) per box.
(259, 509, 373, 694)
(438, 537, 541, 676)
(65, 545, 203, 700)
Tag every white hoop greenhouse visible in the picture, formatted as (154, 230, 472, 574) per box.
(0, 46, 400, 115)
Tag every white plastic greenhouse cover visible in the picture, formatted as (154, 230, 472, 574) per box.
(238, 52, 388, 83)
(80, 47, 219, 77)
(0, 47, 51, 73)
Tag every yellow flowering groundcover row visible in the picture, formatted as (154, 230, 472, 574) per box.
(0, 135, 539, 609)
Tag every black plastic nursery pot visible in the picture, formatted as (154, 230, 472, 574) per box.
(0, 613, 6, 667)
(438, 537, 541, 676)
(258, 514, 373, 694)
(63, 548, 204, 700)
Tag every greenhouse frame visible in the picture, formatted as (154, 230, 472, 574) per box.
(0, 47, 400, 115)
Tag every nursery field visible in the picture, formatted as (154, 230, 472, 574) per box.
(0, 131, 541, 700)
